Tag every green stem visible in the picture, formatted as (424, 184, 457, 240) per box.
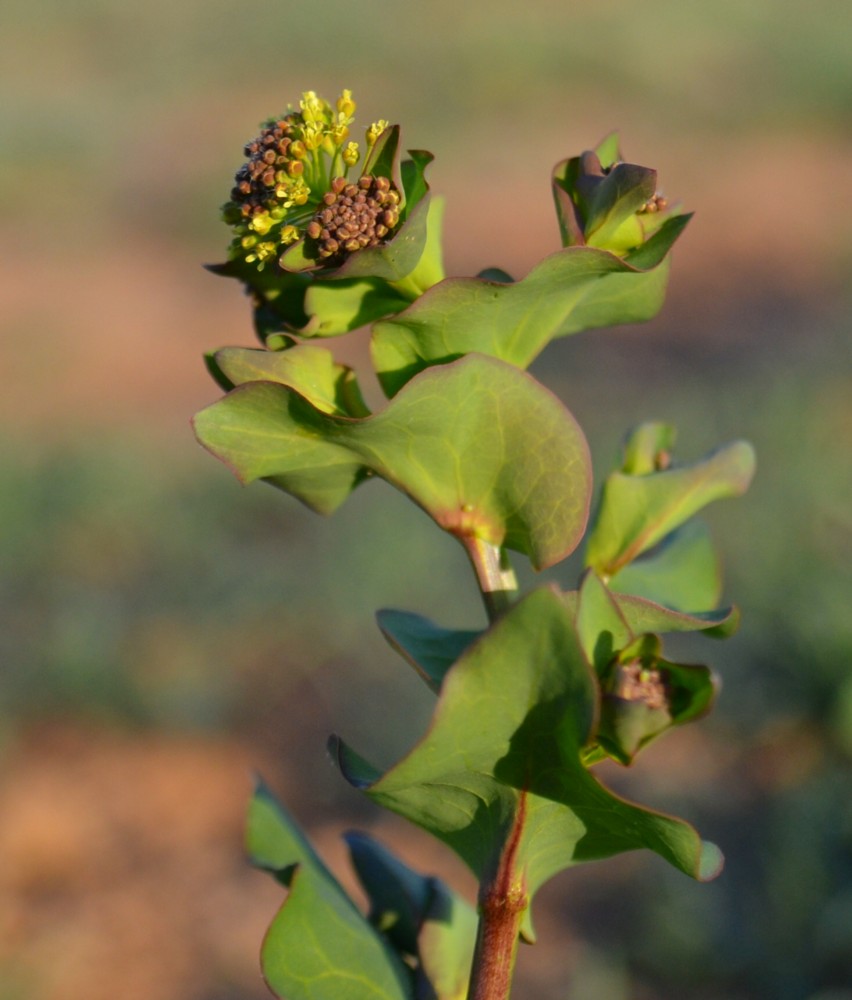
(462, 537, 518, 621)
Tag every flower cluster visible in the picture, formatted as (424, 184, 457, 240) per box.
(222, 90, 399, 270)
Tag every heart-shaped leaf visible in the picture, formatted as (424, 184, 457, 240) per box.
(585, 440, 756, 578)
(332, 588, 723, 940)
(194, 354, 592, 569)
(246, 779, 412, 1000)
(370, 235, 685, 397)
(298, 199, 445, 336)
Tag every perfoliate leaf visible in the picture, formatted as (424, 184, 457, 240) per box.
(194, 354, 592, 569)
(585, 440, 756, 578)
(334, 192, 433, 283)
(371, 244, 681, 397)
(210, 345, 369, 416)
(302, 279, 411, 337)
(332, 588, 723, 939)
(246, 780, 413, 1000)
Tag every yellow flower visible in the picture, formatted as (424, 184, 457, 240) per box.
(223, 89, 398, 271)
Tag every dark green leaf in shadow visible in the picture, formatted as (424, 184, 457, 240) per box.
(246, 780, 413, 1000)
(345, 830, 432, 956)
(376, 609, 482, 693)
(194, 355, 592, 568)
(331, 588, 723, 940)
(194, 381, 369, 515)
(344, 831, 477, 1000)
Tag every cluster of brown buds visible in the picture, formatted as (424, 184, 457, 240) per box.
(221, 89, 398, 271)
(230, 119, 309, 224)
(306, 175, 401, 260)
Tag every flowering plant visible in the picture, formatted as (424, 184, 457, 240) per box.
(194, 90, 754, 1000)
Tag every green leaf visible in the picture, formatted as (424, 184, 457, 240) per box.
(377, 609, 481, 693)
(345, 831, 477, 1000)
(246, 780, 412, 1000)
(583, 162, 657, 252)
(332, 588, 723, 938)
(210, 344, 369, 416)
(345, 831, 432, 956)
(562, 575, 734, 636)
(606, 586, 735, 636)
(400, 150, 435, 216)
(334, 192, 433, 283)
(389, 196, 446, 297)
(585, 440, 756, 578)
(194, 380, 369, 515)
(194, 354, 592, 569)
(594, 132, 621, 170)
(608, 519, 723, 613)
(371, 244, 681, 397)
(417, 879, 478, 1000)
(362, 125, 401, 185)
(574, 569, 633, 673)
(302, 279, 410, 337)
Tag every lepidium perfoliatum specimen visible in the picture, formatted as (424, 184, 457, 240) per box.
(193, 89, 755, 1000)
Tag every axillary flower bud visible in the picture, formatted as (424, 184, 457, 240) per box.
(552, 133, 682, 257)
(222, 89, 402, 271)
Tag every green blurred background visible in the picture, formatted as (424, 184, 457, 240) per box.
(1, 2, 851, 998)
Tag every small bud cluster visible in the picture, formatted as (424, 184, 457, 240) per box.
(611, 660, 668, 710)
(306, 175, 401, 260)
(221, 89, 398, 271)
(639, 193, 669, 214)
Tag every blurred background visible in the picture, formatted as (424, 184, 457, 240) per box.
(1, 1, 851, 998)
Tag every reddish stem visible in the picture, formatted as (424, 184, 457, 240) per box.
(467, 794, 529, 1000)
